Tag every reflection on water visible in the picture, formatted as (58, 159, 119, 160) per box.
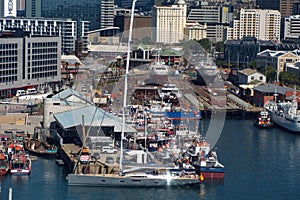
(2, 119, 300, 199)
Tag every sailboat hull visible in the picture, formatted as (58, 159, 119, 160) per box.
(68, 174, 200, 187)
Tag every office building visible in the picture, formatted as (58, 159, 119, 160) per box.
(24, 0, 110, 31)
(256, 0, 297, 17)
(187, 6, 233, 42)
(0, 30, 61, 97)
(0, 17, 89, 55)
(115, 0, 154, 12)
(101, 0, 114, 28)
(284, 15, 300, 40)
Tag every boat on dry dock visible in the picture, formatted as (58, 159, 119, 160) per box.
(67, 1, 200, 187)
(23, 138, 58, 158)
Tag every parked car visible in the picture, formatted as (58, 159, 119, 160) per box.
(0, 99, 10, 104)
(93, 152, 100, 160)
(101, 146, 117, 154)
(105, 156, 114, 164)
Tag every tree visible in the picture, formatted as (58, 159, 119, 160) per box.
(279, 71, 299, 86)
(257, 65, 276, 83)
(214, 41, 224, 53)
(197, 38, 211, 52)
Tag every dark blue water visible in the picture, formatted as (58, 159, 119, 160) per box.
(2, 119, 300, 200)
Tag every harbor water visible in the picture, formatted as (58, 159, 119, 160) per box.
(1, 118, 300, 200)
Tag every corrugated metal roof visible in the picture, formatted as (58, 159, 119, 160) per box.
(53, 105, 136, 133)
(254, 84, 293, 94)
(52, 88, 93, 105)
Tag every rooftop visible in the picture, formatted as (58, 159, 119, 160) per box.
(53, 105, 137, 133)
(254, 84, 294, 94)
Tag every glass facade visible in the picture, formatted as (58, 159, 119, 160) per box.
(0, 36, 61, 93)
(41, 0, 101, 30)
(0, 43, 18, 84)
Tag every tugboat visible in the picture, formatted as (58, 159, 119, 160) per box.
(254, 111, 274, 129)
(181, 137, 224, 180)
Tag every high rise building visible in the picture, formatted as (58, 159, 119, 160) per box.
(256, 0, 280, 10)
(25, 0, 41, 17)
(101, 0, 114, 28)
(115, 0, 154, 12)
(226, 9, 281, 41)
(284, 15, 300, 40)
(280, 0, 297, 17)
(256, 0, 297, 17)
(25, 0, 113, 31)
(186, 6, 232, 42)
(0, 0, 17, 17)
(152, 0, 187, 44)
(0, 17, 89, 54)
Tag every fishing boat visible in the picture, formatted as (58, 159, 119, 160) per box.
(0, 151, 9, 175)
(265, 89, 300, 133)
(182, 137, 224, 180)
(158, 83, 182, 99)
(10, 152, 31, 175)
(254, 111, 274, 128)
(67, 0, 200, 187)
(23, 138, 58, 158)
(149, 55, 169, 85)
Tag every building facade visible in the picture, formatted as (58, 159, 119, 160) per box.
(0, 17, 89, 55)
(186, 6, 232, 42)
(226, 9, 281, 41)
(152, 0, 186, 44)
(283, 15, 300, 40)
(0, 32, 61, 97)
(24, 0, 110, 31)
(280, 0, 297, 17)
(224, 37, 277, 67)
(25, 0, 41, 17)
(101, 0, 114, 28)
(257, 50, 300, 77)
(184, 22, 207, 41)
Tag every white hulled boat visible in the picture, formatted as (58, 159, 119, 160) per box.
(67, 0, 200, 187)
(265, 89, 300, 132)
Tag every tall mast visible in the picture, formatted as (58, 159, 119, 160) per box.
(120, 0, 136, 174)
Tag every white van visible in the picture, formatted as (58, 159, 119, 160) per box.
(16, 90, 26, 97)
(27, 88, 37, 95)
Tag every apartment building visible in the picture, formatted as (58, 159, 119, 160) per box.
(226, 9, 281, 41)
(151, 0, 186, 44)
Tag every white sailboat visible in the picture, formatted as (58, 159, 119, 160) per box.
(67, 0, 200, 187)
